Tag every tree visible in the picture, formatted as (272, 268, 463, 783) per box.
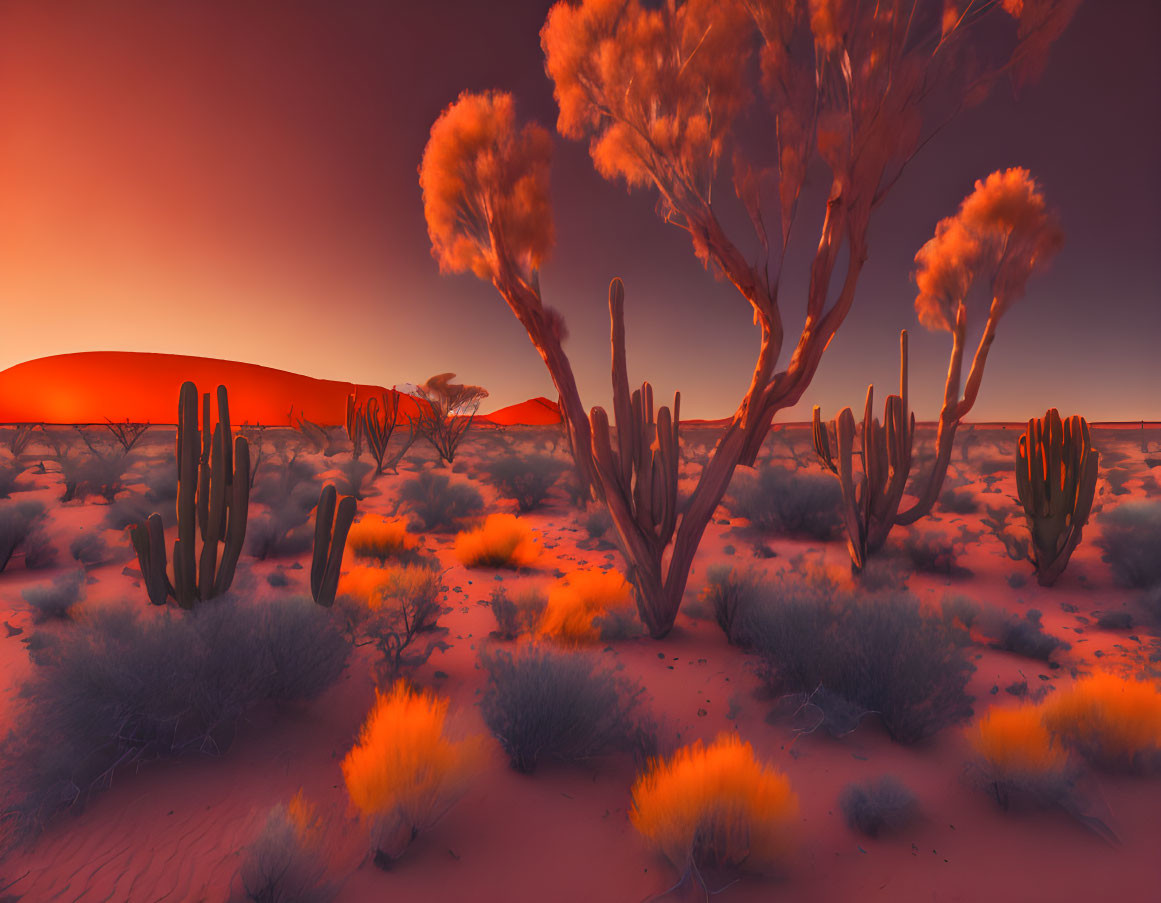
(420, 0, 1079, 638)
(410, 373, 488, 465)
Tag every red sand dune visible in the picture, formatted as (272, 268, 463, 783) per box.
(477, 396, 561, 426)
(1, 352, 432, 427)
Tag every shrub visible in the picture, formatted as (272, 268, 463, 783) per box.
(901, 530, 961, 575)
(838, 777, 918, 837)
(21, 570, 85, 623)
(0, 500, 46, 572)
(20, 524, 57, 570)
(1096, 501, 1161, 587)
(454, 514, 540, 569)
(3, 597, 350, 837)
(246, 485, 318, 560)
(965, 705, 1074, 809)
(337, 564, 449, 682)
(486, 454, 567, 512)
(726, 465, 843, 541)
(341, 682, 484, 866)
(396, 472, 483, 532)
(1040, 671, 1161, 771)
(579, 505, 612, 540)
(235, 794, 335, 903)
(745, 585, 974, 743)
(142, 456, 178, 506)
(479, 644, 650, 773)
(487, 585, 547, 640)
(347, 515, 421, 564)
(539, 568, 638, 643)
(69, 530, 109, 568)
(985, 609, 1070, 662)
(698, 565, 762, 644)
(939, 487, 979, 514)
(0, 459, 25, 498)
(630, 734, 798, 879)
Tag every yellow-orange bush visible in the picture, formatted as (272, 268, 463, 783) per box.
(539, 568, 636, 643)
(1040, 670, 1161, 769)
(454, 514, 540, 569)
(347, 516, 419, 562)
(630, 734, 798, 876)
(967, 705, 1070, 779)
(337, 564, 440, 612)
(341, 681, 485, 862)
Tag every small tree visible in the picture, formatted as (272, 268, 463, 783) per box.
(410, 373, 488, 464)
(419, 0, 1079, 637)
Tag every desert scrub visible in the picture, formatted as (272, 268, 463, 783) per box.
(838, 777, 918, 837)
(3, 596, 350, 838)
(1095, 500, 1161, 588)
(631, 734, 798, 883)
(539, 568, 638, 643)
(697, 565, 762, 644)
(346, 515, 421, 563)
(725, 463, 843, 541)
(21, 569, 85, 623)
(236, 793, 335, 903)
(479, 644, 651, 773)
(965, 705, 1074, 809)
(341, 682, 485, 866)
(487, 585, 547, 640)
(743, 581, 974, 743)
(337, 564, 449, 682)
(454, 513, 540, 569)
(983, 608, 1070, 662)
(485, 453, 567, 512)
(0, 500, 46, 573)
(901, 530, 961, 575)
(396, 471, 483, 531)
(1040, 670, 1161, 771)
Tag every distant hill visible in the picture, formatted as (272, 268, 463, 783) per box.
(478, 396, 561, 426)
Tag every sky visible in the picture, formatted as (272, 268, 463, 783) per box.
(0, 0, 1157, 422)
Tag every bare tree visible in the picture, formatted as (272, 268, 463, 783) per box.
(419, 0, 1079, 637)
(410, 374, 488, 465)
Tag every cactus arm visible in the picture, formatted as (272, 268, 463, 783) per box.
(130, 512, 170, 605)
(311, 484, 355, 607)
(311, 484, 337, 602)
(175, 382, 200, 609)
(214, 435, 250, 597)
(198, 424, 226, 598)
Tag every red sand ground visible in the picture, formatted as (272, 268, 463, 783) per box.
(1, 423, 1159, 902)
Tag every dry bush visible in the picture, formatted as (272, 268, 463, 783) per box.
(21, 570, 85, 623)
(347, 515, 421, 564)
(478, 644, 651, 773)
(454, 514, 540, 569)
(965, 705, 1074, 809)
(485, 453, 567, 512)
(396, 471, 483, 532)
(697, 565, 762, 644)
(341, 682, 484, 866)
(539, 568, 637, 643)
(838, 777, 918, 837)
(235, 793, 335, 903)
(0, 500, 47, 573)
(1096, 501, 1161, 588)
(1040, 671, 1161, 771)
(630, 734, 798, 881)
(982, 608, 1070, 663)
(336, 564, 449, 682)
(69, 530, 110, 568)
(726, 464, 843, 541)
(487, 585, 548, 640)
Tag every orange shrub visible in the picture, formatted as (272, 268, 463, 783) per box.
(967, 705, 1069, 778)
(337, 564, 441, 612)
(630, 734, 798, 876)
(341, 681, 485, 863)
(1040, 670, 1161, 769)
(347, 515, 420, 563)
(454, 514, 540, 569)
(539, 568, 637, 643)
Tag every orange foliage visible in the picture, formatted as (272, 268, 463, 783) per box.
(341, 681, 485, 861)
(1040, 670, 1161, 768)
(419, 90, 553, 280)
(347, 515, 419, 563)
(454, 514, 540, 569)
(913, 168, 1063, 331)
(337, 563, 440, 612)
(630, 734, 799, 875)
(967, 705, 1069, 778)
(539, 568, 635, 643)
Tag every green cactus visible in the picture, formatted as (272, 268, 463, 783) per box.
(311, 483, 356, 607)
(1015, 408, 1099, 586)
(129, 381, 250, 608)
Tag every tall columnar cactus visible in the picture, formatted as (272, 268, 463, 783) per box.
(311, 483, 356, 607)
(130, 382, 251, 608)
(813, 331, 916, 570)
(1015, 409, 1099, 587)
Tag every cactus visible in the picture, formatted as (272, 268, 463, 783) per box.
(813, 331, 916, 570)
(311, 483, 356, 607)
(1015, 409, 1099, 586)
(357, 391, 415, 476)
(129, 382, 250, 608)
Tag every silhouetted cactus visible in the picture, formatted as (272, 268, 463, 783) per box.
(311, 484, 356, 607)
(1015, 409, 1098, 586)
(129, 382, 250, 608)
